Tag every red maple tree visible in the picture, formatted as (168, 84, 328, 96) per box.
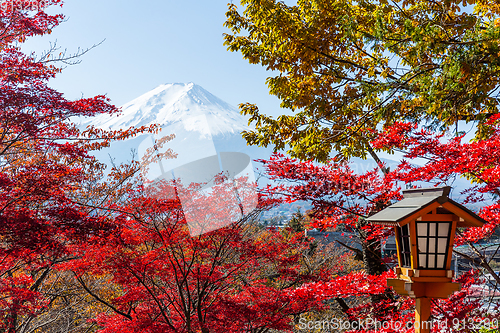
(63, 175, 336, 333)
(0, 1, 155, 330)
(3, 2, 500, 332)
(250, 120, 500, 332)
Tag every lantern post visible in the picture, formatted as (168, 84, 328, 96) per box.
(368, 186, 486, 333)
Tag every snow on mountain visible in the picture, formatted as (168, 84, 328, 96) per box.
(80, 82, 266, 194)
(84, 82, 249, 137)
(81, 83, 262, 236)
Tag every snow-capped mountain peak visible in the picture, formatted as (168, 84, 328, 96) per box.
(87, 82, 249, 137)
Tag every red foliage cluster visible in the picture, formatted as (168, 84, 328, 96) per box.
(256, 153, 401, 234)
(251, 121, 500, 331)
(60, 180, 328, 332)
(3, 2, 500, 332)
(374, 122, 500, 243)
(0, 2, 153, 330)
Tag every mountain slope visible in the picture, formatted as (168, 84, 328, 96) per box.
(84, 82, 249, 137)
(80, 83, 263, 185)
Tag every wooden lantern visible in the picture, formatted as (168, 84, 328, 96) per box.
(368, 186, 486, 333)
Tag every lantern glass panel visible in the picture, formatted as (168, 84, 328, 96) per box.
(419, 254, 427, 267)
(428, 255, 435, 268)
(397, 224, 412, 268)
(428, 238, 435, 252)
(437, 255, 446, 268)
(429, 223, 436, 236)
(416, 222, 451, 269)
(438, 238, 447, 253)
(417, 223, 427, 236)
(438, 223, 450, 237)
(418, 238, 427, 251)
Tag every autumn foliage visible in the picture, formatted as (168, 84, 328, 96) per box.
(3, 1, 500, 333)
(223, 0, 500, 330)
(62, 179, 322, 332)
(0, 1, 154, 331)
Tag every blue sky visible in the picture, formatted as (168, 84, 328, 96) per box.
(20, 0, 481, 197)
(22, 0, 282, 115)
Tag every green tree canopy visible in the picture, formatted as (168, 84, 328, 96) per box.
(224, 0, 500, 162)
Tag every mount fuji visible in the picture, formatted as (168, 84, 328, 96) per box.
(86, 82, 248, 136)
(80, 82, 268, 170)
(80, 82, 267, 235)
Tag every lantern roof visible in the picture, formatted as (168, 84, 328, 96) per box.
(367, 186, 486, 228)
